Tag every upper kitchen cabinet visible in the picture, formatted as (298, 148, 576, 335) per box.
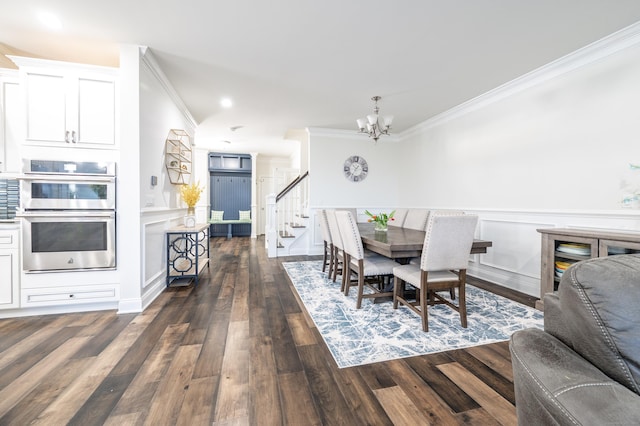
(0, 70, 21, 172)
(10, 56, 118, 149)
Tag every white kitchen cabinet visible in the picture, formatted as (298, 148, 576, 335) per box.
(11, 56, 117, 148)
(0, 227, 20, 309)
(0, 70, 21, 172)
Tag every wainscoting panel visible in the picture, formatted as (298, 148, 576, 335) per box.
(143, 219, 168, 288)
(479, 219, 551, 279)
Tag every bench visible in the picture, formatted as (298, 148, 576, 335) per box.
(208, 210, 251, 239)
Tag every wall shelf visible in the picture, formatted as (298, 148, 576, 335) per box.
(165, 129, 192, 184)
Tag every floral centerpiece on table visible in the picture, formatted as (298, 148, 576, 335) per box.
(365, 209, 395, 231)
(180, 181, 203, 214)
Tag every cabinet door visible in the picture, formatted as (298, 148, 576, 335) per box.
(76, 77, 115, 145)
(0, 250, 19, 309)
(25, 72, 67, 143)
(2, 79, 22, 172)
(23, 68, 116, 147)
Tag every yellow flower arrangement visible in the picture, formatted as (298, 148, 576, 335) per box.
(180, 181, 203, 208)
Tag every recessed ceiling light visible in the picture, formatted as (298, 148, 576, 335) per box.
(37, 10, 62, 30)
(220, 98, 233, 108)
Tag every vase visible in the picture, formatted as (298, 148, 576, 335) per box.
(184, 206, 196, 227)
(374, 222, 388, 232)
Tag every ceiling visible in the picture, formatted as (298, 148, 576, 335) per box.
(2, 1, 640, 157)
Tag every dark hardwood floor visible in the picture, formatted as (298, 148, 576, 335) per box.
(0, 236, 528, 425)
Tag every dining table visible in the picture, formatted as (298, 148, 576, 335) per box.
(358, 222, 492, 260)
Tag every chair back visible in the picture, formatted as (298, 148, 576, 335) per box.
(325, 210, 343, 250)
(318, 210, 332, 244)
(403, 209, 430, 231)
(420, 214, 478, 271)
(335, 210, 365, 260)
(389, 208, 408, 227)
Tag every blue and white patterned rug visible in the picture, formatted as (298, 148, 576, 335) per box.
(283, 260, 543, 368)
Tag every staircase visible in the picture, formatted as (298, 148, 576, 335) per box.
(266, 171, 310, 257)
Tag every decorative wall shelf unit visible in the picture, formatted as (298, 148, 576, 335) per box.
(165, 129, 192, 184)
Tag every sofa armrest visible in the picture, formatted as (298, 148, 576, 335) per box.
(542, 292, 573, 347)
(510, 328, 640, 425)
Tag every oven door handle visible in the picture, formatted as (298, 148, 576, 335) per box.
(16, 211, 116, 218)
(18, 174, 115, 183)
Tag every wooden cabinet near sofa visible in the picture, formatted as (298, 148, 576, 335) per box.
(537, 228, 640, 310)
(11, 56, 117, 148)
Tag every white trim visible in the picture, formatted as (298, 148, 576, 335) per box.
(138, 46, 197, 129)
(401, 21, 640, 138)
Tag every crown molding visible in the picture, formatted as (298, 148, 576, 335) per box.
(401, 20, 640, 139)
(307, 127, 400, 143)
(138, 46, 197, 130)
(7, 55, 117, 75)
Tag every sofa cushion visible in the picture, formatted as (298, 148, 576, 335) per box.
(210, 210, 224, 221)
(239, 210, 251, 221)
(558, 254, 640, 395)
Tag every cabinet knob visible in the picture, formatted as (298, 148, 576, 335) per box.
(65, 130, 70, 143)
(71, 130, 77, 143)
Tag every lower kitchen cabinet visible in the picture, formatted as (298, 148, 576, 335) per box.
(0, 227, 20, 309)
(21, 284, 119, 308)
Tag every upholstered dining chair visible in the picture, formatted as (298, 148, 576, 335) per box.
(403, 209, 430, 231)
(318, 210, 333, 276)
(393, 214, 478, 331)
(389, 208, 408, 227)
(325, 210, 344, 284)
(335, 210, 399, 308)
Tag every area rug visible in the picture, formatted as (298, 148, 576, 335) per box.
(283, 260, 543, 368)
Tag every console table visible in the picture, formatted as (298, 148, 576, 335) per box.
(537, 228, 640, 310)
(166, 223, 210, 287)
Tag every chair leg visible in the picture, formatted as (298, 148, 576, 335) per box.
(356, 261, 365, 309)
(322, 242, 328, 273)
(393, 276, 402, 308)
(459, 271, 467, 328)
(341, 253, 349, 294)
(420, 283, 428, 332)
(331, 247, 339, 282)
(327, 244, 334, 278)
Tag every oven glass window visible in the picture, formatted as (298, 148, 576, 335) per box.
(31, 182, 108, 201)
(32, 222, 107, 252)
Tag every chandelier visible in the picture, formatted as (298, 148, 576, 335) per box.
(356, 96, 393, 142)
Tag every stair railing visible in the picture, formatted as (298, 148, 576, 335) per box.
(266, 171, 309, 257)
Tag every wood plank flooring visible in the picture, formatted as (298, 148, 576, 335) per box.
(0, 236, 528, 425)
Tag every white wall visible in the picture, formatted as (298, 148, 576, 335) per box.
(308, 129, 404, 208)
(139, 56, 197, 210)
(304, 31, 640, 298)
(399, 43, 640, 211)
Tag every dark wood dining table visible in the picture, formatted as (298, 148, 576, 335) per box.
(358, 223, 492, 260)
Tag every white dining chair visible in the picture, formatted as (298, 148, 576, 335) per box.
(388, 208, 408, 228)
(403, 209, 430, 231)
(325, 210, 345, 285)
(393, 213, 478, 331)
(318, 209, 333, 276)
(335, 210, 399, 308)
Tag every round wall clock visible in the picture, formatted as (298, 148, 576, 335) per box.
(344, 155, 368, 182)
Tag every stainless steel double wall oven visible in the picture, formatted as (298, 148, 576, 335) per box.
(18, 160, 116, 272)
